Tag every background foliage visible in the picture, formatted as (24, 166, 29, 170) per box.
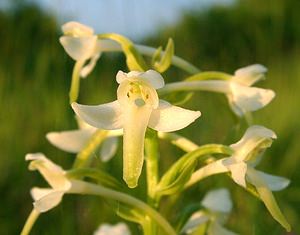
(0, 0, 299, 234)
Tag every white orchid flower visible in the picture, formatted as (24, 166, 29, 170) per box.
(93, 223, 131, 235)
(160, 64, 275, 116)
(46, 116, 121, 162)
(26, 153, 80, 213)
(60, 21, 118, 78)
(182, 188, 237, 235)
(188, 126, 291, 231)
(72, 70, 201, 188)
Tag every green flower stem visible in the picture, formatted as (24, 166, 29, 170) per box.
(73, 130, 109, 169)
(20, 208, 40, 235)
(158, 80, 230, 96)
(69, 181, 177, 235)
(135, 45, 200, 74)
(158, 132, 199, 152)
(69, 60, 85, 103)
(145, 130, 160, 235)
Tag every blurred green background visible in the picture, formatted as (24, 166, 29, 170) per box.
(0, 0, 299, 234)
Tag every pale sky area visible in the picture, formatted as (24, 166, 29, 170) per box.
(1, 0, 235, 39)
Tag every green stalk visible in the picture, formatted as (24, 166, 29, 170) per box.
(20, 209, 40, 235)
(69, 60, 85, 103)
(158, 132, 199, 152)
(69, 181, 176, 235)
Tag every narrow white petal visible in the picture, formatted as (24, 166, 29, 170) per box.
(148, 100, 201, 132)
(181, 211, 209, 234)
(246, 168, 291, 231)
(208, 221, 238, 235)
(59, 36, 97, 61)
(187, 159, 229, 187)
(201, 188, 232, 213)
(80, 53, 101, 78)
(72, 101, 123, 130)
(62, 21, 94, 36)
(26, 153, 71, 190)
(233, 64, 267, 86)
(30, 187, 54, 201)
(256, 171, 290, 191)
(122, 104, 152, 188)
(46, 129, 95, 153)
(100, 137, 118, 162)
(94, 223, 131, 235)
(33, 190, 65, 213)
(229, 83, 275, 113)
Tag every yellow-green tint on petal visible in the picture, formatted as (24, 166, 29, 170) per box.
(246, 168, 291, 231)
(122, 104, 153, 188)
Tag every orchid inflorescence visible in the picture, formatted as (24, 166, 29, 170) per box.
(21, 21, 291, 235)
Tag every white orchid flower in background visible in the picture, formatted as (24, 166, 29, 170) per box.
(159, 64, 275, 116)
(46, 116, 121, 162)
(188, 125, 291, 231)
(93, 223, 131, 235)
(26, 153, 80, 212)
(59, 21, 118, 78)
(182, 188, 237, 235)
(72, 70, 201, 188)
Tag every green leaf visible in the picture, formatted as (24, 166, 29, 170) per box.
(185, 71, 232, 81)
(114, 202, 145, 224)
(98, 33, 148, 71)
(161, 91, 194, 106)
(153, 38, 174, 73)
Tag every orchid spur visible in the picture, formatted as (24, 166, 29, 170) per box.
(72, 70, 201, 188)
(159, 64, 275, 116)
(187, 125, 291, 231)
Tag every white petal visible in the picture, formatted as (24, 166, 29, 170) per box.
(138, 70, 165, 89)
(233, 64, 267, 86)
(246, 168, 291, 231)
(72, 101, 123, 130)
(201, 188, 232, 213)
(229, 83, 275, 113)
(33, 190, 65, 213)
(223, 159, 248, 188)
(59, 36, 97, 61)
(208, 221, 238, 235)
(100, 137, 118, 162)
(46, 129, 95, 153)
(62, 21, 94, 36)
(122, 104, 152, 188)
(80, 53, 101, 78)
(255, 171, 290, 191)
(181, 211, 209, 234)
(116, 70, 129, 84)
(230, 125, 276, 162)
(30, 187, 54, 201)
(148, 100, 201, 132)
(94, 223, 131, 235)
(26, 153, 71, 190)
